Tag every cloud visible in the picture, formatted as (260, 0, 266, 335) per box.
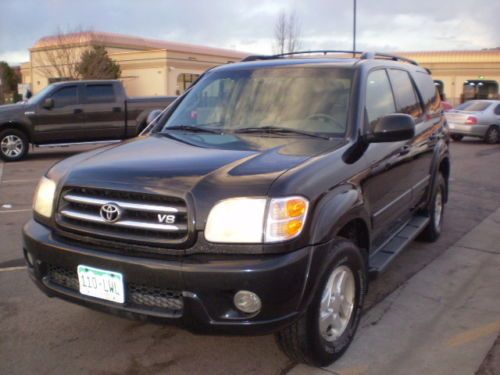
(0, 0, 498, 65)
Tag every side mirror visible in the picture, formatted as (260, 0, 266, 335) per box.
(42, 98, 54, 110)
(366, 114, 415, 143)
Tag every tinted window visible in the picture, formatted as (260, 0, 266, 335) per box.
(85, 84, 115, 104)
(415, 71, 441, 114)
(388, 69, 422, 118)
(456, 101, 492, 112)
(51, 86, 77, 108)
(365, 69, 396, 128)
(495, 104, 500, 115)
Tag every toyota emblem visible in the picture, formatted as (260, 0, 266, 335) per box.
(99, 203, 122, 223)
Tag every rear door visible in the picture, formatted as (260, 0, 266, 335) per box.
(82, 83, 125, 140)
(32, 84, 85, 143)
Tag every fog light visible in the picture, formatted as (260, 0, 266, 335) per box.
(234, 290, 261, 314)
(24, 249, 34, 267)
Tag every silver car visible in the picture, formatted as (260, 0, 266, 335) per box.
(446, 100, 500, 144)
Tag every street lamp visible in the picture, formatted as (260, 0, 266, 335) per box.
(353, 0, 357, 56)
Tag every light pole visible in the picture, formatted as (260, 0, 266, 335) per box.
(353, 0, 357, 56)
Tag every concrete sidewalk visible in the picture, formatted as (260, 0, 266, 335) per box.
(291, 208, 500, 375)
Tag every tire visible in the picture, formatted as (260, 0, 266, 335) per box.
(418, 174, 445, 242)
(0, 128, 29, 162)
(484, 126, 500, 144)
(450, 134, 463, 142)
(275, 240, 366, 367)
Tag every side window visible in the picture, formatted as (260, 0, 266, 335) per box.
(50, 86, 77, 108)
(414, 72, 441, 114)
(495, 104, 500, 115)
(365, 69, 396, 128)
(84, 84, 115, 104)
(388, 69, 423, 118)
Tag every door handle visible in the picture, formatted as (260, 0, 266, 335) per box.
(112, 107, 122, 113)
(73, 108, 83, 114)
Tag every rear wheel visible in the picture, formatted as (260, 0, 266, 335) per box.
(275, 240, 366, 366)
(484, 126, 499, 144)
(450, 134, 463, 142)
(418, 174, 445, 242)
(0, 129, 29, 162)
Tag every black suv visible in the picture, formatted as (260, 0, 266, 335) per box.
(23, 51, 450, 366)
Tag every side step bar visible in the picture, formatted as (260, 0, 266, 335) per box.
(369, 215, 430, 276)
(35, 140, 122, 148)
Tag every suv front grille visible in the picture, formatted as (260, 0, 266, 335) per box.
(46, 264, 183, 314)
(56, 187, 189, 250)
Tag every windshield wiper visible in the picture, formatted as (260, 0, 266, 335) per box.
(164, 125, 222, 134)
(234, 126, 331, 140)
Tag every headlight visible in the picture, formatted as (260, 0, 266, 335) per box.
(33, 176, 56, 218)
(205, 196, 309, 243)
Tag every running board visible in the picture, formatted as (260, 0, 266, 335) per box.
(369, 215, 430, 276)
(36, 140, 122, 148)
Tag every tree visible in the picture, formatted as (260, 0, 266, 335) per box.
(36, 28, 92, 80)
(0, 61, 20, 104)
(273, 10, 302, 54)
(77, 45, 121, 79)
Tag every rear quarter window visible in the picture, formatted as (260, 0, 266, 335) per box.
(414, 71, 441, 114)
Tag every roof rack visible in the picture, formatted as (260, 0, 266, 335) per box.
(241, 50, 419, 66)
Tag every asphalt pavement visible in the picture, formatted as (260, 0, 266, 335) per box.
(0, 139, 499, 375)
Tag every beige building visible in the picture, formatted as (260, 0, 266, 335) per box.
(20, 31, 247, 96)
(400, 49, 500, 105)
(20, 31, 500, 105)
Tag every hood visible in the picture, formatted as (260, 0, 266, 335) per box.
(60, 133, 342, 195)
(0, 102, 26, 114)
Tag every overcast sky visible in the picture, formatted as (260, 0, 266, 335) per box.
(1, 0, 499, 65)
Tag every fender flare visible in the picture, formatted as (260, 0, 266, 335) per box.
(427, 139, 450, 205)
(309, 184, 370, 246)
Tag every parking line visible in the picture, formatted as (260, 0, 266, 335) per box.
(0, 162, 3, 182)
(445, 320, 500, 348)
(0, 266, 27, 272)
(0, 209, 32, 214)
(1, 178, 40, 184)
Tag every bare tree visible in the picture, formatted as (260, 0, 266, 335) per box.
(273, 10, 302, 54)
(35, 27, 99, 81)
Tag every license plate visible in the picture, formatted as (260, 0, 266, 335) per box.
(77, 265, 125, 303)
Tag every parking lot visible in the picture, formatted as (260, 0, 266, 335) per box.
(1, 139, 499, 375)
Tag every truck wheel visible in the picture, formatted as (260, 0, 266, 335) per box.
(275, 240, 366, 367)
(484, 126, 499, 144)
(0, 129, 29, 162)
(418, 174, 445, 242)
(450, 134, 463, 142)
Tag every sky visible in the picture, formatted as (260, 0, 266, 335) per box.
(1, 0, 499, 65)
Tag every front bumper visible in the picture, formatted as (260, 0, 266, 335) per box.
(448, 122, 489, 138)
(23, 219, 313, 335)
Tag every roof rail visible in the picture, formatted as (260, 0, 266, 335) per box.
(241, 50, 419, 66)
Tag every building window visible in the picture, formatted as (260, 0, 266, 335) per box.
(176, 73, 200, 95)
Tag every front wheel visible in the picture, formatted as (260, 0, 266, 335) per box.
(275, 240, 366, 367)
(0, 129, 29, 162)
(418, 174, 445, 242)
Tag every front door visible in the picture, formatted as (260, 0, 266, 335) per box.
(32, 84, 85, 144)
(361, 69, 416, 248)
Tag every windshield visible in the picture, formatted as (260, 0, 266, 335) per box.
(162, 67, 353, 137)
(455, 101, 491, 112)
(26, 85, 55, 105)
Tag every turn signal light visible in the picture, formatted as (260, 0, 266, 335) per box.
(265, 196, 309, 242)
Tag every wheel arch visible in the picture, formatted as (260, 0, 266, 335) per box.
(0, 122, 33, 143)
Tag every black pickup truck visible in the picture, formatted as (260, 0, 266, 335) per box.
(0, 80, 175, 161)
(24, 51, 450, 367)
